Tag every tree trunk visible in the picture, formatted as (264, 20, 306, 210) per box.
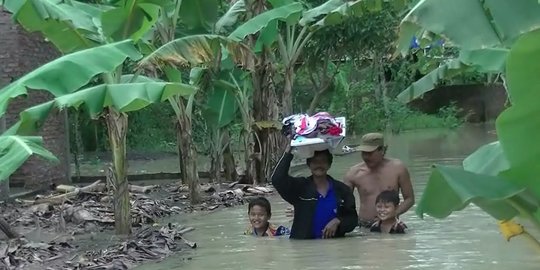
(0, 178, 8, 202)
(222, 130, 237, 183)
(282, 67, 294, 116)
(175, 122, 187, 184)
(0, 116, 8, 201)
(307, 90, 324, 115)
(252, 50, 282, 185)
(176, 99, 201, 204)
(241, 125, 257, 184)
(72, 110, 82, 181)
(209, 129, 222, 186)
(245, 0, 283, 185)
(104, 108, 131, 235)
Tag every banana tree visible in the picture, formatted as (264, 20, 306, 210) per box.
(229, 0, 412, 115)
(201, 80, 239, 187)
(0, 0, 202, 234)
(147, 0, 248, 200)
(140, 30, 255, 184)
(396, 0, 540, 103)
(5, 81, 197, 234)
(223, 0, 413, 183)
(397, 0, 540, 248)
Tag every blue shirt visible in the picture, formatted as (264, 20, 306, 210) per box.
(311, 180, 338, 239)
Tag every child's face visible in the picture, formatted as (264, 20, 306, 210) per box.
(376, 201, 397, 221)
(249, 205, 270, 230)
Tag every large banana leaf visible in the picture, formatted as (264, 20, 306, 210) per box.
(299, 0, 346, 26)
(462, 141, 509, 176)
(0, 40, 141, 117)
(7, 82, 197, 136)
(139, 34, 253, 69)
(396, 59, 468, 103)
(397, 48, 508, 103)
(3, 0, 102, 53)
(397, 0, 540, 55)
(214, 0, 245, 34)
(202, 84, 238, 128)
(0, 135, 58, 181)
(416, 165, 539, 220)
(496, 29, 540, 198)
(228, 2, 304, 41)
(101, 0, 161, 42)
(415, 29, 540, 223)
(301, 0, 414, 31)
(311, 0, 388, 27)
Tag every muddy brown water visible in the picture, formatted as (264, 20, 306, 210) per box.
(134, 123, 540, 270)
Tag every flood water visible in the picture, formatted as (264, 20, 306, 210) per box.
(136, 123, 540, 270)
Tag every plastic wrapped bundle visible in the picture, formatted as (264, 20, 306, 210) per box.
(281, 112, 346, 158)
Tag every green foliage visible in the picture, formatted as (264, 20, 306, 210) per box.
(0, 136, 59, 181)
(0, 40, 141, 116)
(404, 3, 540, 245)
(7, 82, 197, 136)
(417, 164, 539, 220)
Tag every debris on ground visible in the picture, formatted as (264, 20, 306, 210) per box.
(0, 237, 73, 270)
(0, 224, 195, 270)
(2, 181, 181, 237)
(0, 180, 273, 269)
(66, 224, 196, 269)
(165, 182, 275, 211)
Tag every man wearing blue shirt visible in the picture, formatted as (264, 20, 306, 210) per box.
(271, 141, 358, 239)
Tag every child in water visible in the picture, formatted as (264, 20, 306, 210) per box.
(244, 197, 290, 237)
(370, 190, 407, 234)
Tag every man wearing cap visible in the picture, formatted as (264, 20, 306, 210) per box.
(344, 132, 415, 228)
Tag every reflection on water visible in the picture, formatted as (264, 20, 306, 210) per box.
(136, 123, 540, 270)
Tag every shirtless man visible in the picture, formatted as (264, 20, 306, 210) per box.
(344, 133, 415, 228)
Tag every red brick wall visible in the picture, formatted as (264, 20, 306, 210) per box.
(0, 11, 69, 189)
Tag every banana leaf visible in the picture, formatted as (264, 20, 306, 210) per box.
(496, 29, 540, 199)
(101, 0, 161, 42)
(397, 0, 540, 55)
(0, 40, 142, 117)
(214, 0, 246, 34)
(6, 82, 197, 136)
(397, 48, 509, 103)
(416, 165, 539, 220)
(140, 34, 253, 69)
(228, 2, 304, 41)
(312, 0, 387, 27)
(203, 80, 239, 128)
(0, 135, 58, 181)
(414, 27, 540, 224)
(3, 0, 103, 53)
(397, 59, 469, 103)
(299, 0, 346, 26)
(462, 141, 510, 176)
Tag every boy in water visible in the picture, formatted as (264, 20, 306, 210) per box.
(370, 190, 407, 234)
(244, 197, 290, 237)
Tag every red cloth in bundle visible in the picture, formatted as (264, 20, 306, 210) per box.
(327, 126, 342, 136)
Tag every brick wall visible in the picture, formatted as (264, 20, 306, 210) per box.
(0, 11, 69, 189)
